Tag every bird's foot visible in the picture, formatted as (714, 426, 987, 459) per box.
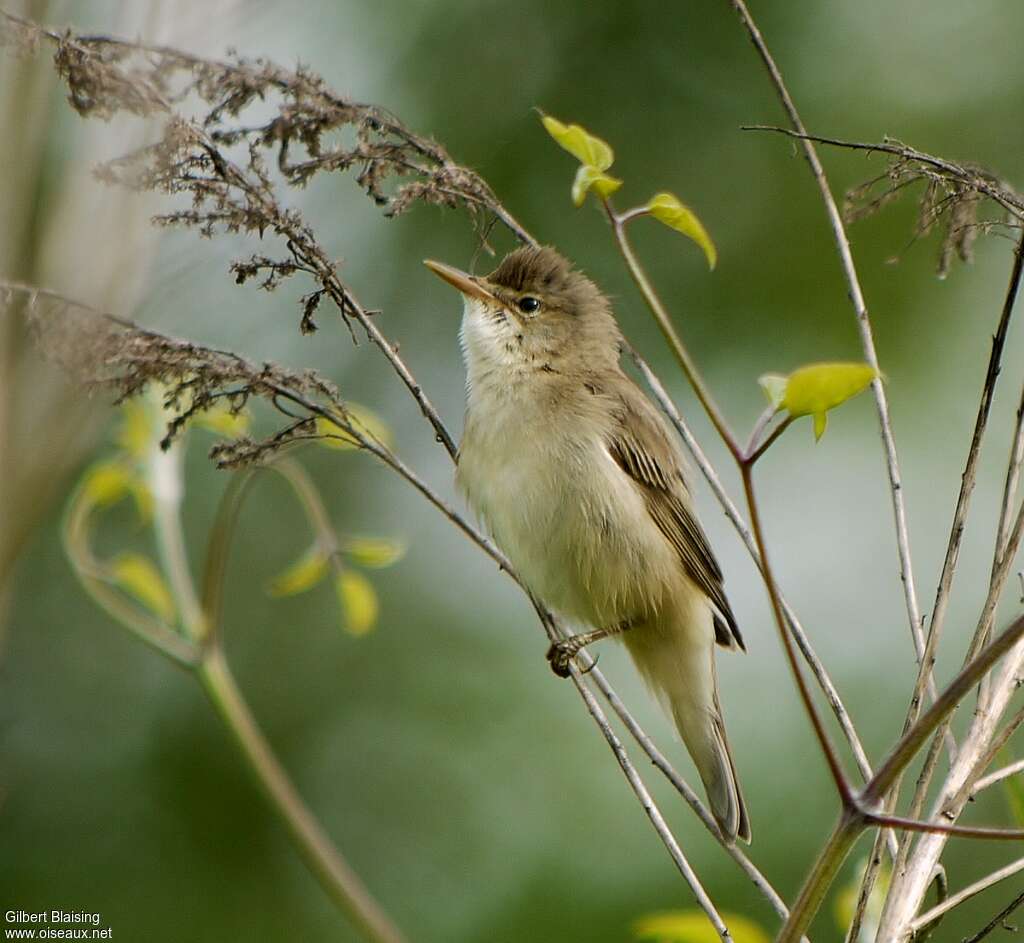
(546, 638, 583, 678)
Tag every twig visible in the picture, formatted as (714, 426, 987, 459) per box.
(739, 126, 1024, 222)
(909, 856, 1024, 934)
(582, 656, 800, 930)
(875, 617, 1024, 940)
(603, 199, 740, 459)
(888, 226, 1024, 886)
(995, 383, 1024, 563)
(866, 613, 1024, 803)
(951, 705, 1024, 809)
(631, 350, 888, 820)
(724, 2, 930, 688)
(915, 227, 1024, 729)
(606, 192, 854, 803)
(963, 886, 1024, 943)
(567, 663, 733, 941)
(971, 757, 1024, 798)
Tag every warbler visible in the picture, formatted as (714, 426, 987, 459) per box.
(426, 246, 750, 843)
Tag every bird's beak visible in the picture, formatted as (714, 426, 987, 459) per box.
(423, 260, 497, 304)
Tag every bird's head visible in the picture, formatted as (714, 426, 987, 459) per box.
(425, 245, 621, 379)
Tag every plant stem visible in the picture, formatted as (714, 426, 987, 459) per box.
(150, 447, 407, 943)
(776, 813, 864, 943)
(603, 199, 742, 460)
(199, 645, 407, 943)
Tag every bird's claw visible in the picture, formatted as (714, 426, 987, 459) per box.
(546, 639, 579, 678)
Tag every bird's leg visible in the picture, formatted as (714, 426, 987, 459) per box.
(546, 618, 635, 678)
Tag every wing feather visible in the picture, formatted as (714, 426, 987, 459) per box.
(606, 395, 744, 651)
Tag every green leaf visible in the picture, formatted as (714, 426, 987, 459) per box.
(336, 569, 379, 636)
(316, 404, 393, 451)
(343, 536, 407, 569)
(646, 192, 717, 269)
(782, 362, 879, 441)
(571, 164, 623, 207)
(540, 114, 614, 171)
(266, 547, 329, 597)
(634, 911, 769, 943)
(757, 374, 788, 411)
(110, 553, 176, 623)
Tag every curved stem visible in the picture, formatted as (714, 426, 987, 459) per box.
(155, 450, 407, 943)
(199, 645, 407, 943)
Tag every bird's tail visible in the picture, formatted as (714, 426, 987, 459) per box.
(625, 617, 750, 844)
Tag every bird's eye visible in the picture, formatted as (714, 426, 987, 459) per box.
(517, 296, 541, 314)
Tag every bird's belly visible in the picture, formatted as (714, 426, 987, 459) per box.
(458, 422, 677, 627)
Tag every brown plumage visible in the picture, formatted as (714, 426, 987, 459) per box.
(428, 245, 750, 842)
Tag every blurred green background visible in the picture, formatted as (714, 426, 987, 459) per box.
(3, 0, 1024, 940)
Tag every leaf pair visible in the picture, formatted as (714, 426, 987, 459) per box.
(540, 115, 622, 207)
(540, 114, 716, 269)
(266, 537, 406, 636)
(760, 362, 879, 441)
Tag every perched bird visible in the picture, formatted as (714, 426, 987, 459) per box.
(425, 246, 750, 843)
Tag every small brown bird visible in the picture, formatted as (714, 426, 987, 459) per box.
(425, 245, 750, 843)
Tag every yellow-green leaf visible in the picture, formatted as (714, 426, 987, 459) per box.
(316, 404, 392, 451)
(758, 373, 787, 411)
(571, 164, 623, 207)
(117, 399, 154, 459)
(81, 461, 133, 509)
(782, 362, 878, 441)
(266, 547, 329, 597)
(646, 192, 717, 269)
(110, 553, 175, 623)
(540, 114, 614, 171)
(634, 910, 769, 943)
(336, 569, 379, 636)
(80, 461, 152, 522)
(343, 536, 407, 569)
(193, 403, 250, 438)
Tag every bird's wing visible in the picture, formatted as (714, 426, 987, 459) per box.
(606, 391, 744, 651)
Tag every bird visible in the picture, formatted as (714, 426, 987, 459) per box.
(425, 245, 750, 843)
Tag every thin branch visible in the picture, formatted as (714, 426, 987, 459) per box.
(725, 2, 930, 690)
(566, 662, 733, 941)
(902, 227, 1024, 779)
(843, 830, 888, 943)
(866, 612, 1024, 803)
(740, 126, 1024, 222)
(630, 351, 886, 811)
(604, 199, 742, 460)
(963, 886, 1024, 943)
(972, 757, 1024, 798)
(581, 655, 800, 930)
(951, 705, 1024, 809)
(995, 383, 1024, 563)
(739, 466, 851, 797)
(909, 856, 1024, 933)
(861, 811, 1024, 841)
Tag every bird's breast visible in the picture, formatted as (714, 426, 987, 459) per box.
(457, 384, 678, 626)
